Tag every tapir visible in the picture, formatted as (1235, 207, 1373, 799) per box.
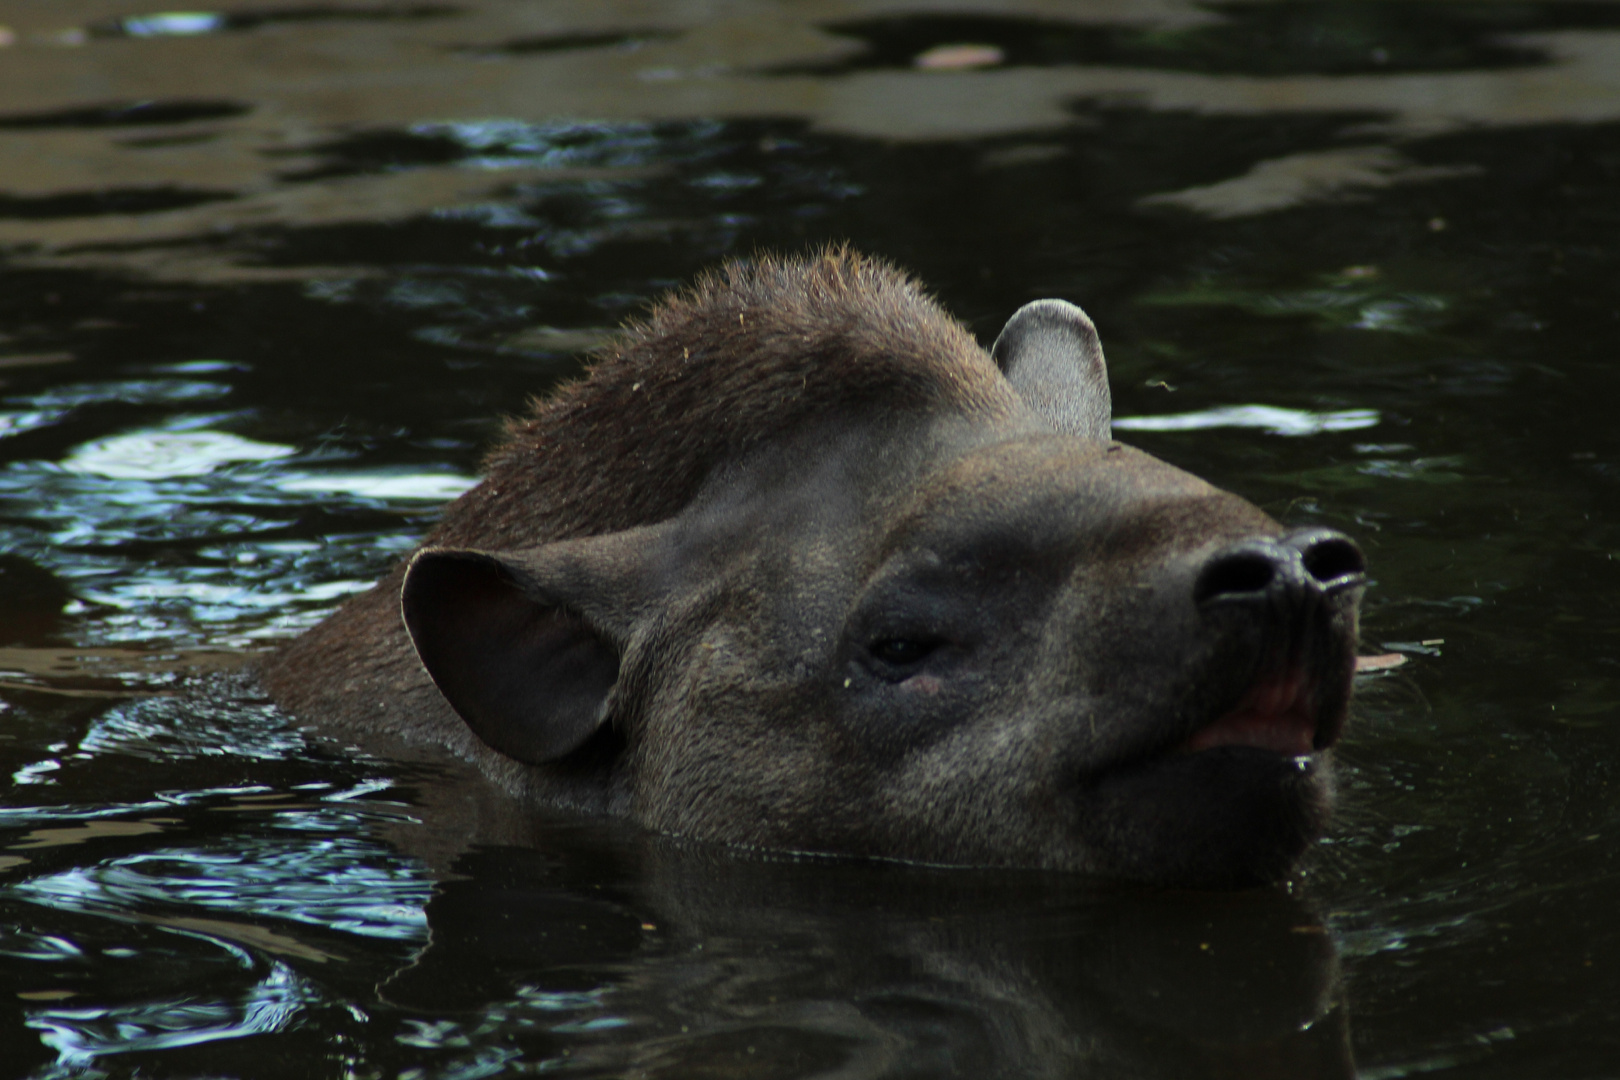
(259, 248, 1365, 887)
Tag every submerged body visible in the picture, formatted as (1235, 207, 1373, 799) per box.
(260, 249, 1364, 887)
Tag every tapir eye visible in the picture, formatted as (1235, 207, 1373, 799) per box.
(868, 638, 941, 667)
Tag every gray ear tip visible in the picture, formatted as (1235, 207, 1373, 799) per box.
(1007, 297, 1096, 329)
(991, 298, 1102, 364)
(991, 296, 1111, 441)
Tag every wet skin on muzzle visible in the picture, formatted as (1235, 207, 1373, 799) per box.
(259, 249, 1364, 887)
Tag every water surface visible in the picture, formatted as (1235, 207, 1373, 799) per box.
(2, 2, 1619, 1076)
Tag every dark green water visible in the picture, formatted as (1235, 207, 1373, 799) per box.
(2, 2, 1618, 1076)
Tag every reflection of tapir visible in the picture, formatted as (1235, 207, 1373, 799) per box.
(260, 248, 1365, 886)
(382, 830, 1353, 1079)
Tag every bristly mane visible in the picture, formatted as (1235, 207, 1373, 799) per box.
(428, 246, 1016, 550)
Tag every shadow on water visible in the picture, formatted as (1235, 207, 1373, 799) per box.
(3, 0, 1620, 1075)
(0, 190, 238, 221)
(0, 102, 254, 130)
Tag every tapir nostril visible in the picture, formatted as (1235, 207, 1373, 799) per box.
(1298, 534, 1367, 589)
(1193, 549, 1277, 607)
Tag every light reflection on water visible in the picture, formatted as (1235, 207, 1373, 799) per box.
(0, 689, 438, 1075)
(28, 962, 318, 1071)
(62, 431, 294, 480)
(414, 117, 729, 173)
(10, 380, 232, 410)
(13, 841, 429, 942)
(1114, 404, 1380, 436)
(0, 408, 474, 647)
(113, 13, 231, 39)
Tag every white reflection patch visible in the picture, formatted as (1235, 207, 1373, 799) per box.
(1114, 405, 1379, 437)
(63, 432, 294, 480)
(279, 472, 477, 502)
(119, 12, 228, 37)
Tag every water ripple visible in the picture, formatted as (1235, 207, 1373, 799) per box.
(12, 839, 429, 942)
(27, 961, 318, 1069)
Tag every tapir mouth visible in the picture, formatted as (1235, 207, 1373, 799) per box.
(1175, 668, 1339, 758)
(1074, 657, 1347, 888)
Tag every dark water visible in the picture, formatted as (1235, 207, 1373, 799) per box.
(2, 2, 1618, 1076)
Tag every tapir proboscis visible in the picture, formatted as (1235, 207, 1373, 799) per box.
(260, 249, 1366, 887)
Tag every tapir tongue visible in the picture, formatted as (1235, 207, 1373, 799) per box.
(1179, 671, 1318, 756)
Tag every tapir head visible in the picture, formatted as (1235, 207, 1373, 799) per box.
(401, 289, 1365, 887)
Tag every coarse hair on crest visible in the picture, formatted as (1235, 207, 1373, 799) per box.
(429, 245, 1017, 552)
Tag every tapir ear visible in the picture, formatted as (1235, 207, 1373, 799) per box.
(990, 298, 1112, 439)
(401, 546, 625, 765)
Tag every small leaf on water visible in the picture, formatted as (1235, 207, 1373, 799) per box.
(914, 44, 1004, 70)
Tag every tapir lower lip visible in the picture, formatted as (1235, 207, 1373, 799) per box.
(1175, 669, 1332, 757)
